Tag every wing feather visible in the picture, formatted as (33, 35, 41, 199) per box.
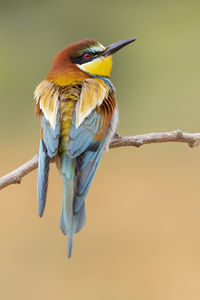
(75, 78, 109, 128)
(35, 80, 61, 216)
(68, 85, 116, 216)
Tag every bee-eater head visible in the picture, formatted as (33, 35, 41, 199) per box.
(46, 38, 136, 85)
(70, 37, 136, 78)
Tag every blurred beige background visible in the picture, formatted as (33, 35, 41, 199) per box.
(1, 0, 200, 299)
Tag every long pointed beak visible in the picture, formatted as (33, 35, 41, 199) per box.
(102, 37, 136, 56)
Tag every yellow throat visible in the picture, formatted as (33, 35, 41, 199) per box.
(77, 55, 112, 78)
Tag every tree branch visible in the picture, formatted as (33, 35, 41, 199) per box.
(0, 155, 38, 190)
(1, 129, 200, 191)
(110, 129, 200, 148)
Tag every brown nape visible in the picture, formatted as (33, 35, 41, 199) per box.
(64, 39, 98, 59)
(47, 40, 98, 72)
(46, 39, 98, 83)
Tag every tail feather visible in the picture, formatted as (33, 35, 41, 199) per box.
(67, 205, 86, 258)
(68, 238, 73, 258)
(60, 153, 87, 258)
(60, 154, 75, 257)
(37, 140, 50, 217)
(73, 204, 86, 233)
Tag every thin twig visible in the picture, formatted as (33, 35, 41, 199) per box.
(110, 129, 200, 148)
(1, 129, 200, 191)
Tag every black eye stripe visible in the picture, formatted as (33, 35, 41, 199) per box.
(70, 52, 99, 65)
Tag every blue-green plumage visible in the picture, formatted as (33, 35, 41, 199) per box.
(68, 109, 102, 156)
(37, 114, 60, 217)
(73, 138, 106, 214)
(38, 101, 109, 257)
(42, 114, 60, 158)
(60, 154, 75, 258)
(60, 152, 87, 258)
(68, 109, 107, 214)
(37, 140, 50, 217)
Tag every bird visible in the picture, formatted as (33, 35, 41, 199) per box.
(34, 37, 136, 258)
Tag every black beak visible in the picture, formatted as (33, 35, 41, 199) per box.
(102, 37, 136, 56)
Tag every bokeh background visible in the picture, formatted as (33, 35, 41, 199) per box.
(1, 0, 200, 299)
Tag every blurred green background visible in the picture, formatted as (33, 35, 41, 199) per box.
(1, 0, 200, 299)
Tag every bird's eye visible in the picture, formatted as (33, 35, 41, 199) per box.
(83, 52, 92, 60)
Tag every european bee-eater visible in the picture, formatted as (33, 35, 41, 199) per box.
(34, 37, 136, 257)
